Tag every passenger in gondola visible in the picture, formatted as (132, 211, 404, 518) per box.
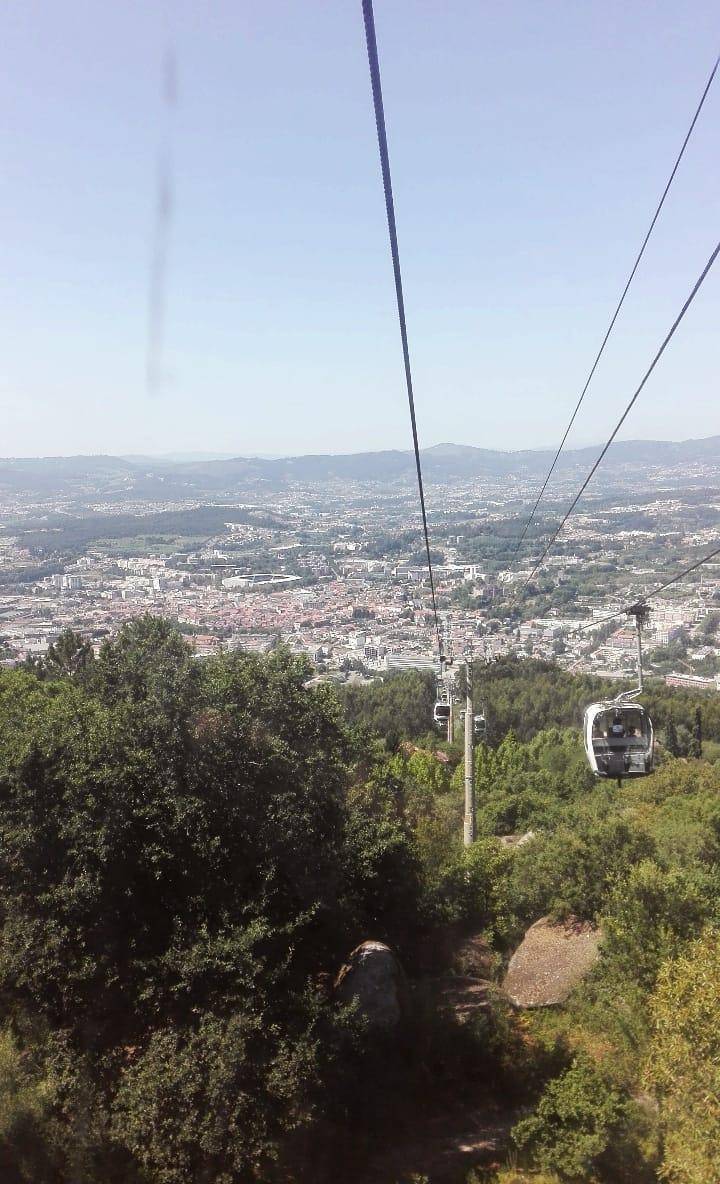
(584, 700, 654, 778)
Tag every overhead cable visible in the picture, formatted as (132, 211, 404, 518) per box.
(361, 0, 443, 659)
(518, 237, 720, 593)
(581, 540, 720, 631)
(513, 50, 720, 556)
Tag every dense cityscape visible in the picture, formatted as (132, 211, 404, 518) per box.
(2, 444, 719, 693)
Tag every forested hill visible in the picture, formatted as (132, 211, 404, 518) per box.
(0, 623, 719, 1182)
(2, 434, 720, 496)
(339, 656, 720, 752)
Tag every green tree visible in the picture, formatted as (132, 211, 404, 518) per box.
(512, 1054, 627, 1179)
(93, 615, 199, 729)
(431, 838, 514, 933)
(676, 723, 694, 757)
(0, 621, 453, 1182)
(338, 669, 436, 747)
(44, 629, 94, 682)
(689, 706, 703, 759)
(600, 860, 717, 991)
(112, 1011, 323, 1184)
(509, 813, 654, 923)
(0, 636, 353, 1039)
(664, 716, 680, 757)
(644, 927, 720, 1183)
(0, 1025, 57, 1182)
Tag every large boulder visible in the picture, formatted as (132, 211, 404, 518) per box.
(333, 940, 406, 1029)
(503, 916, 601, 1008)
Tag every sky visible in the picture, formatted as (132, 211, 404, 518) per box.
(1, 0, 718, 459)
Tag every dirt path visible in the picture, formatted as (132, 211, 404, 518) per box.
(436, 975, 491, 1022)
(349, 937, 516, 1182)
(362, 1101, 513, 1183)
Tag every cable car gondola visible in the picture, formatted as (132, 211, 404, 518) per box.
(433, 700, 451, 727)
(433, 650, 455, 731)
(433, 668, 451, 729)
(583, 604, 654, 780)
(583, 701, 654, 778)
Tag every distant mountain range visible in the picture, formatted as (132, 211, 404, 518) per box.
(1, 437, 720, 500)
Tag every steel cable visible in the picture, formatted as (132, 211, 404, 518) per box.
(361, 0, 443, 659)
(513, 51, 719, 557)
(518, 238, 720, 595)
(580, 540, 720, 631)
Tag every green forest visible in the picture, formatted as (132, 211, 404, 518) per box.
(7, 506, 282, 558)
(0, 623, 719, 1182)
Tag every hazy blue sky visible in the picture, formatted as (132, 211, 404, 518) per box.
(2, 1, 718, 459)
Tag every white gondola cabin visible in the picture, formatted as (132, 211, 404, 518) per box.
(473, 712, 486, 740)
(434, 659, 453, 729)
(583, 702, 654, 779)
(583, 603, 654, 780)
(433, 701, 451, 727)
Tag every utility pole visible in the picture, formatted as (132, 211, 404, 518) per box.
(443, 620, 454, 744)
(463, 658, 475, 846)
(627, 603, 651, 695)
(635, 615, 644, 692)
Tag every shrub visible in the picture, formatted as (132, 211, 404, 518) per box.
(600, 859, 718, 990)
(512, 1054, 626, 1179)
(112, 1010, 321, 1184)
(427, 838, 515, 934)
(644, 927, 720, 1184)
(509, 814, 654, 924)
(0, 1025, 56, 1183)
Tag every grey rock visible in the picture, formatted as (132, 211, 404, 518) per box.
(334, 940, 406, 1029)
(503, 916, 601, 1008)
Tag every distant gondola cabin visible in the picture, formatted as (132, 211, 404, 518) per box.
(433, 702, 451, 726)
